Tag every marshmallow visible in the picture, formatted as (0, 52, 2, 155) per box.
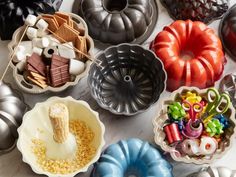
(37, 29, 49, 37)
(46, 35, 60, 46)
(69, 59, 85, 75)
(25, 14, 37, 26)
(58, 42, 76, 59)
(32, 47, 43, 56)
(26, 27, 37, 40)
(43, 46, 59, 58)
(36, 19, 48, 31)
(19, 41, 33, 55)
(16, 60, 26, 72)
(13, 51, 26, 63)
(32, 37, 50, 48)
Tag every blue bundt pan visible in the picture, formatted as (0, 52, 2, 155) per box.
(91, 138, 174, 177)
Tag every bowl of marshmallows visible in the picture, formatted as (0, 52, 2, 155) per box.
(8, 12, 94, 94)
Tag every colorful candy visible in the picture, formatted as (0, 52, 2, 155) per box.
(215, 114, 229, 129)
(168, 102, 186, 120)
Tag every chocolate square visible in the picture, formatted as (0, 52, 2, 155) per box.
(27, 53, 46, 76)
(51, 54, 69, 69)
(50, 64, 70, 87)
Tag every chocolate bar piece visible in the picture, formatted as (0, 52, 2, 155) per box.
(27, 53, 46, 76)
(51, 54, 69, 69)
(50, 64, 70, 87)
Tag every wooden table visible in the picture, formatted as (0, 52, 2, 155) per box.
(0, 0, 236, 176)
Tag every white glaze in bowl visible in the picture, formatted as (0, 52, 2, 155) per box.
(17, 97, 105, 177)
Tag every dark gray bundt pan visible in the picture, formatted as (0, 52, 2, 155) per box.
(88, 44, 167, 116)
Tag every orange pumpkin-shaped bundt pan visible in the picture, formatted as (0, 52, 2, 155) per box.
(151, 20, 226, 91)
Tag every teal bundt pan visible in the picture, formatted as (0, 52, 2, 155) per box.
(91, 138, 173, 177)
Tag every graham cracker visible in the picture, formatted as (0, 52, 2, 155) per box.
(54, 14, 67, 26)
(55, 12, 71, 26)
(27, 76, 47, 89)
(42, 16, 59, 32)
(30, 72, 46, 80)
(54, 23, 79, 43)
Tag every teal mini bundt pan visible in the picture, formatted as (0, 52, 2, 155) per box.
(91, 138, 173, 177)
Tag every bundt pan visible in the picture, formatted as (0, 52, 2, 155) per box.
(161, 0, 229, 24)
(219, 73, 236, 108)
(0, 81, 28, 155)
(91, 138, 174, 177)
(80, 0, 158, 45)
(0, 0, 63, 40)
(8, 13, 94, 94)
(219, 4, 236, 60)
(150, 20, 226, 91)
(153, 87, 236, 164)
(88, 44, 167, 116)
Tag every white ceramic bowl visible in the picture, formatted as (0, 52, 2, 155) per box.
(8, 13, 94, 94)
(153, 87, 236, 164)
(17, 97, 105, 177)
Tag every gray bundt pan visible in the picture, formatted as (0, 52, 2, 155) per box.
(80, 0, 158, 45)
(88, 44, 167, 116)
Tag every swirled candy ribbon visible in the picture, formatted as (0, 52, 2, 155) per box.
(205, 119, 224, 137)
(214, 114, 229, 129)
(168, 102, 186, 120)
(181, 91, 202, 104)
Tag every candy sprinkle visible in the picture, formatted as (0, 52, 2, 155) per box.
(31, 120, 96, 174)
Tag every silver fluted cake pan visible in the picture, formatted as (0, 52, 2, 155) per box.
(88, 44, 167, 116)
(80, 0, 158, 45)
(0, 82, 28, 154)
(219, 73, 236, 108)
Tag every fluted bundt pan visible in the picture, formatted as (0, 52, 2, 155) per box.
(161, 0, 229, 24)
(80, 0, 158, 45)
(219, 4, 236, 60)
(0, 82, 28, 154)
(0, 0, 62, 40)
(88, 44, 167, 116)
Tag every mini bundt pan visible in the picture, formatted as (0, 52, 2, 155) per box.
(91, 138, 174, 177)
(219, 4, 236, 60)
(88, 44, 167, 116)
(80, 0, 158, 45)
(161, 0, 229, 24)
(0, 0, 62, 40)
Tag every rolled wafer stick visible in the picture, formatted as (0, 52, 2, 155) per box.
(49, 103, 69, 143)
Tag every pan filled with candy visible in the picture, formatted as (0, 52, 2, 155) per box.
(8, 12, 94, 94)
(150, 20, 226, 91)
(153, 87, 236, 164)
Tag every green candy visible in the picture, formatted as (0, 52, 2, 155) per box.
(168, 102, 186, 120)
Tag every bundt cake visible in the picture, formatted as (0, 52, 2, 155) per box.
(161, 0, 229, 24)
(150, 20, 225, 91)
(0, 0, 62, 40)
(80, 0, 154, 44)
(91, 139, 173, 177)
(220, 4, 236, 60)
